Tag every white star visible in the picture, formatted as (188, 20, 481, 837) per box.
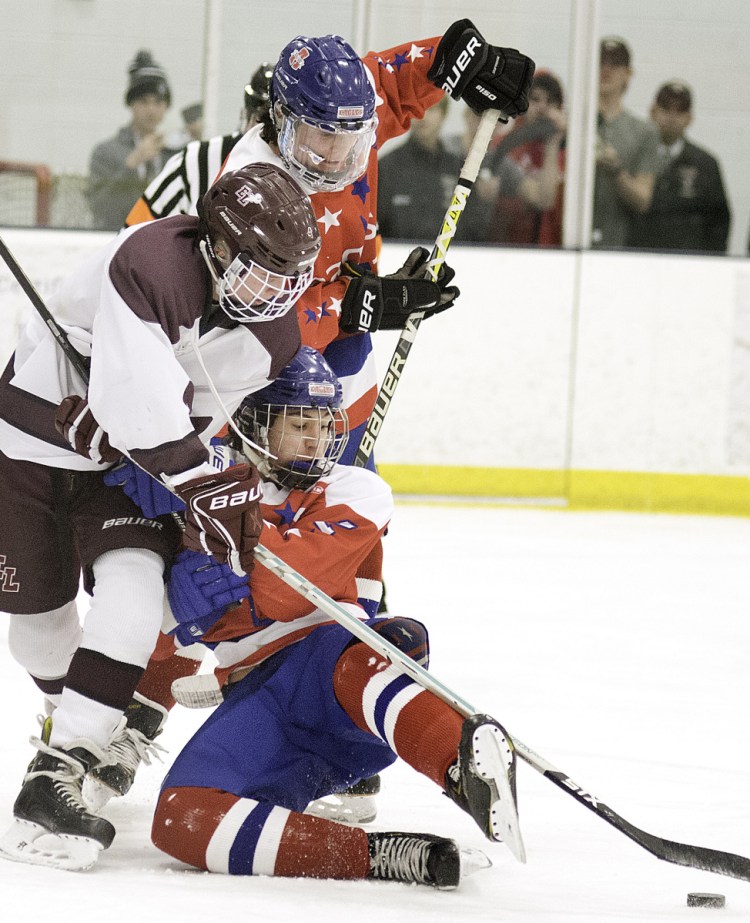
(408, 44, 425, 61)
(317, 208, 342, 234)
(327, 295, 342, 316)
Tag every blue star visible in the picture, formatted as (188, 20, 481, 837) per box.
(376, 55, 394, 73)
(304, 307, 318, 324)
(359, 215, 369, 234)
(320, 300, 333, 318)
(391, 52, 409, 71)
(351, 176, 370, 204)
(275, 501, 296, 526)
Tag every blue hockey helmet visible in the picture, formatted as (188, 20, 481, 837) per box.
(235, 346, 349, 489)
(271, 34, 377, 192)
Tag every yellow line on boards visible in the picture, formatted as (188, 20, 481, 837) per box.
(377, 464, 750, 517)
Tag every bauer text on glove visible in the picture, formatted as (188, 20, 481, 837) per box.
(428, 19, 535, 118)
(339, 247, 459, 334)
(175, 463, 263, 577)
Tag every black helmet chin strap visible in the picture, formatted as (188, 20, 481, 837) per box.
(199, 238, 224, 287)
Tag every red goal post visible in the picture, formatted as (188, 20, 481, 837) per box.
(0, 160, 52, 227)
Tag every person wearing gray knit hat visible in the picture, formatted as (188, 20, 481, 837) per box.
(86, 49, 177, 230)
(125, 49, 172, 107)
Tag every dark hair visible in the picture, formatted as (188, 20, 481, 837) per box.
(532, 72, 564, 108)
(600, 37, 631, 68)
(654, 81, 692, 112)
(259, 103, 278, 146)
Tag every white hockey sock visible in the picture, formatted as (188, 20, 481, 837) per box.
(7, 600, 81, 680)
(83, 547, 166, 666)
(49, 548, 165, 750)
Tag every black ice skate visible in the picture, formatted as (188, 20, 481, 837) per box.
(0, 728, 115, 871)
(445, 713, 526, 863)
(367, 831, 490, 889)
(85, 695, 167, 810)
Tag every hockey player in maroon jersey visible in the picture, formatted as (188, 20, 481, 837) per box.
(142, 347, 523, 888)
(0, 164, 320, 870)
(112, 24, 533, 824)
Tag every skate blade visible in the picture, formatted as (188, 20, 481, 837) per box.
(304, 793, 377, 825)
(459, 847, 492, 880)
(0, 819, 103, 871)
(472, 724, 527, 863)
(82, 775, 117, 813)
(172, 673, 224, 709)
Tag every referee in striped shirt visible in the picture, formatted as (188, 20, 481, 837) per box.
(125, 62, 273, 226)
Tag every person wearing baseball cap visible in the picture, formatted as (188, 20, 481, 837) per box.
(593, 36, 660, 249)
(628, 80, 730, 252)
(600, 37, 631, 69)
(87, 50, 177, 230)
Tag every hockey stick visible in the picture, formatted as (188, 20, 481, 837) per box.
(352, 106, 502, 468)
(0, 235, 90, 382)
(6, 237, 748, 882)
(250, 542, 750, 883)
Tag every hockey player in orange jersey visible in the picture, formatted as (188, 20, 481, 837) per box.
(101, 22, 534, 830)
(127, 23, 533, 468)
(144, 347, 523, 888)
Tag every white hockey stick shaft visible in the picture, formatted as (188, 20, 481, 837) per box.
(253, 542, 476, 715)
(352, 107, 502, 468)
(8, 229, 748, 882)
(252, 542, 750, 883)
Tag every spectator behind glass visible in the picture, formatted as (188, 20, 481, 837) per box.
(86, 50, 178, 230)
(628, 81, 730, 253)
(592, 37, 659, 249)
(378, 97, 522, 243)
(242, 62, 275, 131)
(487, 70, 566, 246)
(181, 103, 204, 142)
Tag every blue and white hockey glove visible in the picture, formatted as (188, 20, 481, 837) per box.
(104, 458, 186, 519)
(167, 549, 250, 645)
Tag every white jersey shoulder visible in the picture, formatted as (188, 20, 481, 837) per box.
(220, 124, 285, 178)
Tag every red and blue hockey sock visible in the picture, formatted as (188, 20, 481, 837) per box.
(332, 638, 462, 788)
(153, 786, 369, 878)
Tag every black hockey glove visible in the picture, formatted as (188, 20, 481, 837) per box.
(428, 19, 535, 118)
(339, 247, 459, 334)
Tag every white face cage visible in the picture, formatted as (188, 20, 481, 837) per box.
(276, 108, 377, 193)
(218, 252, 314, 322)
(241, 403, 349, 490)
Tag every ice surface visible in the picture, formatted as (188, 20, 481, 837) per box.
(0, 502, 748, 921)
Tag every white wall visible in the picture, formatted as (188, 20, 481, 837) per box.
(3, 228, 749, 482)
(372, 244, 750, 480)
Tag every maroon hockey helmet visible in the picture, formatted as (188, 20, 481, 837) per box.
(199, 163, 320, 322)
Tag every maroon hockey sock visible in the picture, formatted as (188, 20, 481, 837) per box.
(333, 641, 463, 788)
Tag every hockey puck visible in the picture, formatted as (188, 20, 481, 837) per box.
(687, 892, 725, 908)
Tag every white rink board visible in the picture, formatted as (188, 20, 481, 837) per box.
(375, 245, 750, 478)
(1, 228, 749, 478)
